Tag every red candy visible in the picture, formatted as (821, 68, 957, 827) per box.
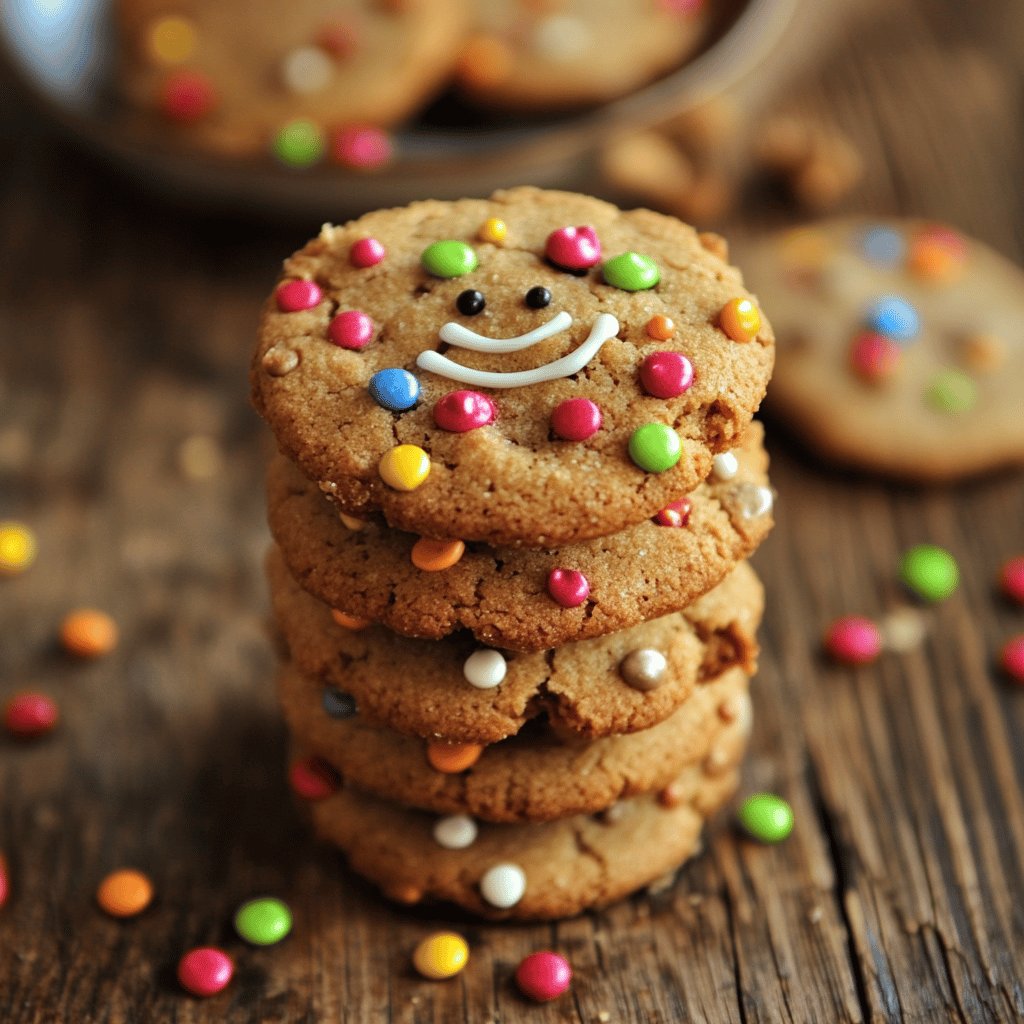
(160, 71, 216, 121)
(350, 238, 386, 268)
(177, 947, 234, 998)
(547, 569, 590, 608)
(825, 616, 882, 665)
(289, 756, 340, 800)
(849, 331, 900, 383)
(654, 498, 691, 527)
(328, 310, 374, 349)
(640, 351, 694, 399)
(0, 853, 9, 908)
(276, 280, 323, 313)
(1002, 635, 1024, 684)
(550, 398, 602, 441)
(515, 951, 572, 1002)
(434, 390, 496, 432)
(5, 693, 58, 738)
(1000, 556, 1024, 604)
(332, 126, 393, 169)
(545, 226, 601, 271)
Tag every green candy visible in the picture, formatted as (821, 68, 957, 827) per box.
(738, 793, 794, 844)
(273, 120, 324, 168)
(900, 544, 959, 602)
(925, 369, 976, 414)
(628, 423, 681, 473)
(234, 897, 293, 946)
(421, 240, 479, 278)
(601, 252, 660, 291)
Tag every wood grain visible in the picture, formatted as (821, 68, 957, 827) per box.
(1, 0, 1023, 1020)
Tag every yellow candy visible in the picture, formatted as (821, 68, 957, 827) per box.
(338, 512, 366, 531)
(378, 445, 431, 491)
(146, 16, 197, 65)
(412, 932, 470, 980)
(0, 521, 37, 575)
(478, 217, 508, 245)
(719, 297, 761, 343)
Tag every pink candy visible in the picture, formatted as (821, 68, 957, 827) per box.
(433, 390, 496, 432)
(1000, 556, 1024, 604)
(350, 238, 386, 268)
(1002, 635, 1024, 684)
(849, 331, 900, 383)
(515, 951, 573, 1002)
(550, 398, 602, 441)
(545, 226, 601, 271)
(654, 498, 691, 528)
(825, 616, 882, 664)
(332, 126, 393, 169)
(289, 757, 340, 800)
(276, 279, 323, 312)
(178, 947, 234, 998)
(640, 351, 694, 399)
(329, 310, 374, 350)
(547, 568, 590, 608)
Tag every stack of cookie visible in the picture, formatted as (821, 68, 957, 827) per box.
(251, 187, 776, 919)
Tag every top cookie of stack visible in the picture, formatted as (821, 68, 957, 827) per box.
(251, 186, 774, 550)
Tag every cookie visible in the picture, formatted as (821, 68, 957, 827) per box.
(737, 219, 1024, 480)
(268, 546, 761, 743)
(299, 715, 745, 920)
(115, 0, 469, 160)
(279, 660, 751, 823)
(266, 420, 773, 652)
(251, 187, 775, 546)
(456, 1, 709, 112)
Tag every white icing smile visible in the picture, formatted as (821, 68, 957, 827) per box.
(416, 311, 620, 389)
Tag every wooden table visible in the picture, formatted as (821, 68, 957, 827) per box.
(2, 1, 1023, 1020)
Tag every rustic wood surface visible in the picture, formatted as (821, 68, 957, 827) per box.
(2, 1, 1023, 1021)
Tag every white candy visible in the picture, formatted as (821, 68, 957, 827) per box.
(433, 814, 478, 850)
(480, 863, 526, 908)
(463, 649, 507, 689)
(281, 46, 333, 95)
(712, 451, 739, 481)
(533, 16, 592, 59)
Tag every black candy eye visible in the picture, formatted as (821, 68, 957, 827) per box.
(525, 286, 551, 309)
(456, 289, 486, 315)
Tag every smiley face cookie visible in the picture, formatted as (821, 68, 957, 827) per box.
(252, 187, 774, 546)
(456, 0, 709, 112)
(268, 547, 762, 743)
(737, 218, 1024, 480)
(115, 0, 469, 161)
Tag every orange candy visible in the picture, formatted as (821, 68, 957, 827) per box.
(718, 298, 761, 343)
(645, 315, 675, 341)
(97, 869, 154, 918)
(331, 609, 371, 631)
(411, 538, 466, 572)
(426, 741, 483, 774)
(909, 233, 965, 283)
(60, 609, 119, 659)
(457, 36, 514, 89)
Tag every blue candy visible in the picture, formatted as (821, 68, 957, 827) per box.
(369, 368, 420, 411)
(322, 688, 357, 718)
(859, 226, 905, 268)
(865, 295, 919, 342)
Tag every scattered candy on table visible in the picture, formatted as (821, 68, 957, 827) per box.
(738, 793, 794, 844)
(4, 692, 58, 738)
(900, 544, 959, 602)
(59, 608, 119, 659)
(177, 947, 234, 997)
(234, 896, 293, 946)
(412, 931, 469, 980)
(0, 520, 37, 575)
(824, 616, 882, 665)
(879, 607, 928, 653)
(479, 862, 527, 908)
(515, 950, 573, 1002)
(274, 119, 325, 168)
(96, 869, 154, 918)
(1001, 636, 1024, 685)
(999, 556, 1024, 604)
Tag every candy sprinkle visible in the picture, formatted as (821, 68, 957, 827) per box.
(1000, 556, 1024, 604)
(421, 240, 478, 279)
(60, 609, 118, 659)
(1001, 635, 1024, 684)
(925, 369, 976, 414)
(547, 568, 590, 608)
(0, 521, 37, 575)
(654, 498, 691, 528)
(378, 444, 430, 491)
(5, 693, 58, 738)
(413, 932, 469, 980)
(411, 538, 465, 572)
(516, 951, 572, 1002)
(864, 295, 919, 343)
(601, 252, 660, 291)
(718, 297, 760, 342)
(178, 947, 234, 998)
(738, 793, 794, 844)
(900, 544, 959, 602)
(478, 218, 508, 245)
(0, 853, 9, 908)
(234, 897, 293, 946)
(426, 741, 483, 774)
(628, 423, 681, 473)
(96, 869, 154, 918)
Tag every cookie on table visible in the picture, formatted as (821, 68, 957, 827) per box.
(299, 697, 744, 921)
(252, 187, 775, 546)
(268, 547, 761, 743)
(115, 0, 469, 160)
(456, 0, 709, 112)
(266, 421, 773, 653)
(279, 660, 751, 823)
(737, 218, 1024, 480)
